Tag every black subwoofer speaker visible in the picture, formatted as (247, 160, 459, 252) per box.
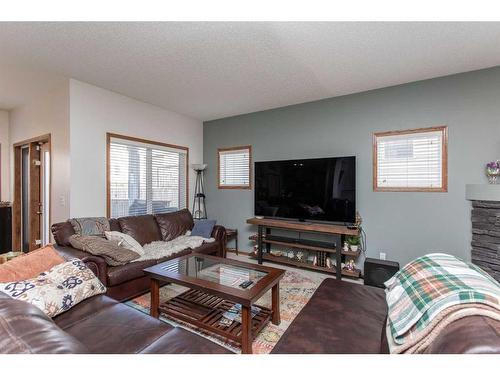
(364, 257, 400, 288)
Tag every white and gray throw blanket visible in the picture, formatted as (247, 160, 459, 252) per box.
(132, 234, 215, 262)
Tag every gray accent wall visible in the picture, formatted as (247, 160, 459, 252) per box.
(203, 66, 500, 268)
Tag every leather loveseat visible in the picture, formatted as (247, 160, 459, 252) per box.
(0, 291, 230, 354)
(271, 278, 500, 354)
(51, 209, 226, 301)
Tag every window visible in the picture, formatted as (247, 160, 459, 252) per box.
(218, 146, 251, 189)
(373, 126, 448, 192)
(107, 133, 188, 218)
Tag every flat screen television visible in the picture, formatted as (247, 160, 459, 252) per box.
(254, 156, 356, 224)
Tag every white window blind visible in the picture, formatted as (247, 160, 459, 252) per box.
(109, 136, 187, 218)
(374, 127, 447, 191)
(218, 146, 251, 188)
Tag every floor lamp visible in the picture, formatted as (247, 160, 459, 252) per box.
(192, 164, 207, 220)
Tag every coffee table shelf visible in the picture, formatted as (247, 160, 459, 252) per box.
(159, 289, 272, 346)
(144, 253, 285, 354)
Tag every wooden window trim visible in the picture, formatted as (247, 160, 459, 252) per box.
(217, 145, 252, 190)
(372, 125, 448, 193)
(106, 132, 189, 218)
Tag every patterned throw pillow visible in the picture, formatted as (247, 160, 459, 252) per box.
(104, 231, 145, 256)
(69, 217, 110, 236)
(0, 259, 106, 318)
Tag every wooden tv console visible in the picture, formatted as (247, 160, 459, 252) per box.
(246, 218, 360, 280)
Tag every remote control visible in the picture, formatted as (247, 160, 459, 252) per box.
(239, 280, 254, 289)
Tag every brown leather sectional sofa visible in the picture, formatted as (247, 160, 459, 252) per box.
(51, 209, 226, 301)
(1, 272, 499, 353)
(2, 207, 498, 354)
(271, 278, 500, 354)
(0, 290, 230, 354)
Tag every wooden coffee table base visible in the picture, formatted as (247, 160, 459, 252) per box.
(157, 289, 273, 354)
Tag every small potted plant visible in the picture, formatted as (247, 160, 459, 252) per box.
(486, 161, 500, 184)
(346, 235, 361, 252)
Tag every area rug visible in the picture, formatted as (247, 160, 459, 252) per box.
(125, 269, 329, 353)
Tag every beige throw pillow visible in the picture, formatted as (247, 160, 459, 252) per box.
(0, 259, 106, 318)
(104, 231, 145, 256)
(69, 234, 140, 266)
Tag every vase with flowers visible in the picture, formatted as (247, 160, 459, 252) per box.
(486, 161, 500, 184)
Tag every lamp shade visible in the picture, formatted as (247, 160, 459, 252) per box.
(191, 163, 207, 171)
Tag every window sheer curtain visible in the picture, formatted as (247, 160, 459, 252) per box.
(109, 137, 187, 218)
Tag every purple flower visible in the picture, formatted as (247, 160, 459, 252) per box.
(486, 161, 500, 169)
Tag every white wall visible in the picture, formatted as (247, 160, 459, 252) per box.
(69, 79, 204, 217)
(9, 82, 70, 225)
(0, 110, 9, 201)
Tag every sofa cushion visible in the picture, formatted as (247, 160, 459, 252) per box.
(0, 245, 66, 282)
(60, 298, 174, 353)
(271, 278, 387, 354)
(69, 217, 110, 236)
(69, 234, 140, 266)
(0, 292, 89, 354)
(118, 214, 162, 246)
(107, 249, 192, 286)
(140, 327, 232, 354)
(53, 294, 119, 330)
(51, 221, 77, 246)
(107, 259, 158, 286)
(109, 218, 121, 232)
(192, 241, 220, 256)
(0, 259, 106, 318)
(154, 208, 194, 241)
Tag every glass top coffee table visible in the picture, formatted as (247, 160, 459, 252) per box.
(144, 253, 285, 354)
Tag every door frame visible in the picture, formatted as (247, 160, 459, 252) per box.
(12, 134, 51, 252)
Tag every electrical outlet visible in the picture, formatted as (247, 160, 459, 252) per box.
(379, 252, 386, 260)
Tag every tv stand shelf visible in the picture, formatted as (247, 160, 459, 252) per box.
(263, 235, 336, 254)
(246, 218, 360, 280)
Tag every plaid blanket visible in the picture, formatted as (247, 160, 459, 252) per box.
(384, 253, 500, 351)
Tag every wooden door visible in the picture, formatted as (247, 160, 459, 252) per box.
(12, 134, 51, 252)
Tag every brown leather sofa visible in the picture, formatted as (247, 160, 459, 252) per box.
(271, 278, 500, 354)
(2, 274, 498, 354)
(51, 209, 226, 301)
(0, 291, 230, 354)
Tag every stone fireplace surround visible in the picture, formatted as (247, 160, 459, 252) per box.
(467, 184, 500, 281)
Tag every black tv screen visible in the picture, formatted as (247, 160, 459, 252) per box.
(254, 156, 356, 224)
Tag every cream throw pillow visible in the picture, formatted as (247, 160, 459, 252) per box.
(104, 231, 144, 256)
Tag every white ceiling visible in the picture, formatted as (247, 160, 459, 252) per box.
(1, 22, 500, 120)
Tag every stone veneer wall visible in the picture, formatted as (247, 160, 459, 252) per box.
(471, 200, 500, 281)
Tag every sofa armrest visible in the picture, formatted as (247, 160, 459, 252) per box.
(54, 245, 108, 286)
(81, 256, 108, 285)
(211, 225, 227, 258)
(54, 244, 89, 260)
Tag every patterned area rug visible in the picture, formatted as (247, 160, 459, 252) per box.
(125, 269, 329, 353)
